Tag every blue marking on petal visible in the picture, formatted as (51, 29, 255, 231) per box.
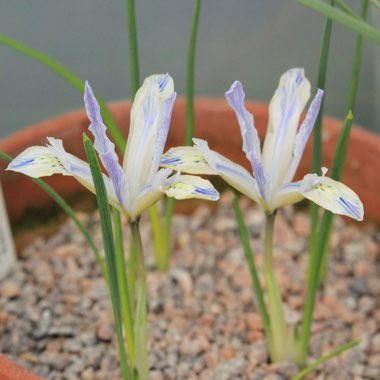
(161, 156, 183, 165)
(339, 196, 363, 221)
(158, 74, 170, 92)
(9, 158, 35, 168)
(193, 186, 219, 199)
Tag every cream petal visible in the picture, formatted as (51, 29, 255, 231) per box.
(123, 74, 175, 197)
(7, 146, 69, 177)
(301, 175, 363, 221)
(262, 68, 311, 188)
(47, 137, 122, 211)
(274, 174, 364, 221)
(283, 89, 324, 183)
(164, 174, 219, 201)
(193, 138, 261, 203)
(161, 146, 217, 175)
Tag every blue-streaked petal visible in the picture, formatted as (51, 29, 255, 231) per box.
(47, 137, 121, 210)
(123, 74, 175, 197)
(149, 92, 176, 179)
(164, 174, 219, 201)
(262, 68, 311, 188)
(193, 138, 262, 204)
(274, 173, 364, 221)
(7, 146, 68, 178)
(84, 81, 128, 205)
(225, 81, 267, 198)
(161, 146, 217, 175)
(127, 168, 174, 220)
(284, 89, 324, 183)
(301, 175, 363, 221)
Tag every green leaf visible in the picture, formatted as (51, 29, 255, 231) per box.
(292, 339, 361, 380)
(83, 135, 131, 380)
(232, 192, 271, 341)
(297, 0, 380, 44)
(0, 33, 126, 153)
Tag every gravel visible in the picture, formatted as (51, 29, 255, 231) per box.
(0, 192, 379, 379)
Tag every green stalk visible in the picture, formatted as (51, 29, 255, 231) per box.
(309, 0, 334, 275)
(154, 0, 203, 272)
(302, 1, 367, 364)
(317, 0, 368, 286)
(83, 135, 131, 380)
(298, 113, 354, 366)
(113, 209, 135, 369)
(297, 0, 380, 44)
(262, 212, 289, 362)
(0, 151, 107, 279)
(232, 193, 271, 345)
(317, 111, 354, 285)
(124, 0, 168, 274)
(308, 0, 334, 286)
(186, 0, 202, 145)
(128, 233, 136, 315)
(370, 0, 380, 9)
(292, 339, 360, 380)
(0, 34, 126, 153)
(335, 0, 360, 18)
(153, 197, 175, 272)
(124, 0, 140, 98)
(149, 205, 166, 271)
(129, 220, 149, 380)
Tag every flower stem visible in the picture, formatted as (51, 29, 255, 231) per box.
(129, 220, 149, 380)
(232, 194, 271, 345)
(263, 212, 288, 362)
(113, 209, 135, 369)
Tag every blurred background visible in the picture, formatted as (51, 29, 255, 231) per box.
(0, 0, 379, 139)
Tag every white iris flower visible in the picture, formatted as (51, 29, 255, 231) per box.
(161, 68, 363, 221)
(8, 74, 219, 221)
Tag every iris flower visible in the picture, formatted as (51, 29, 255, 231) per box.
(7, 74, 219, 221)
(161, 68, 363, 221)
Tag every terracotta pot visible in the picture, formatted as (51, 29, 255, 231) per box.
(1, 97, 379, 225)
(0, 354, 43, 380)
(0, 97, 379, 378)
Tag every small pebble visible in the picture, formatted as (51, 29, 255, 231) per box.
(1, 281, 20, 299)
(0, 202, 378, 379)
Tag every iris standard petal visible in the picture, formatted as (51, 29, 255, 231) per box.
(193, 138, 261, 204)
(225, 81, 267, 198)
(84, 81, 128, 205)
(262, 68, 311, 188)
(164, 174, 219, 201)
(161, 146, 217, 175)
(123, 74, 175, 196)
(284, 89, 324, 183)
(148, 92, 177, 180)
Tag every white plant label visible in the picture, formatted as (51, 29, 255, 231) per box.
(0, 183, 16, 280)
